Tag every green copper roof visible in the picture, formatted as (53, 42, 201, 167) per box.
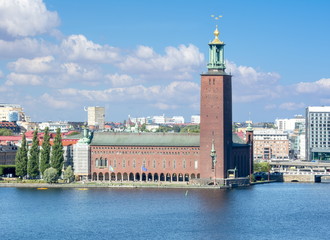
(91, 132, 200, 147)
(90, 132, 248, 147)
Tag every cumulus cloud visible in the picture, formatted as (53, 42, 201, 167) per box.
(40, 93, 75, 109)
(8, 56, 55, 73)
(0, 38, 55, 59)
(0, 0, 59, 39)
(118, 44, 204, 80)
(58, 81, 199, 105)
(105, 73, 140, 87)
(60, 35, 120, 63)
(295, 78, 330, 94)
(229, 60, 282, 103)
(5, 73, 43, 86)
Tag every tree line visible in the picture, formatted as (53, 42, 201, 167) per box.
(15, 127, 74, 183)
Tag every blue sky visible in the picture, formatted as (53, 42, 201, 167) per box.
(0, 0, 329, 123)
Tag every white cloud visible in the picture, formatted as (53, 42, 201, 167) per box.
(40, 93, 75, 109)
(5, 73, 43, 86)
(0, 0, 59, 39)
(58, 81, 199, 105)
(229, 60, 282, 103)
(295, 78, 330, 94)
(61, 62, 101, 81)
(105, 73, 139, 87)
(8, 56, 55, 73)
(60, 35, 120, 63)
(0, 38, 54, 59)
(118, 44, 204, 80)
(227, 60, 281, 85)
(279, 102, 305, 111)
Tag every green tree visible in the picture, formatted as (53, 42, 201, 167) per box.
(43, 167, 59, 183)
(254, 162, 271, 172)
(50, 128, 64, 176)
(27, 130, 40, 178)
(15, 133, 28, 178)
(63, 165, 75, 183)
(0, 128, 13, 136)
(40, 127, 51, 176)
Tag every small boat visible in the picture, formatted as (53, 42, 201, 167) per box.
(77, 188, 88, 191)
(37, 188, 48, 190)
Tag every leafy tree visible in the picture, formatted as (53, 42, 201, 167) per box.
(43, 167, 59, 183)
(180, 125, 200, 133)
(15, 133, 28, 178)
(50, 128, 64, 176)
(63, 165, 75, 183)
(0, 128, 13, 136)
(40, 127, 51, 175)
(254, 162, 271, 172)
(27, 130, 40, 178)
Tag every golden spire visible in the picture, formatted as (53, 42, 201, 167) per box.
(211, 25, 223, 44)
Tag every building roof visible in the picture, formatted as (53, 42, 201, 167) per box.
(91, 132, 200, 147)
(90, 132, 248, 147)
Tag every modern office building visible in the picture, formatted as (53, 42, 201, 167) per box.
(306, 106, 330, 161)
(87, 106, 105, 130)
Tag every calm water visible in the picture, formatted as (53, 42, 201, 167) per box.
(1, 183, 330, 240)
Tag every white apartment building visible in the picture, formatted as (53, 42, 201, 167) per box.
(87, 106, 105, 130)
(306, 106, 330, 161)
(191, 115, 200, 124)
(275, 115, 305, 132)
(39, 121, 72, 132)
(253, 129, 289, 161)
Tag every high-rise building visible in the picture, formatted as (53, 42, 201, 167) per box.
(87, 107, 105, 130)
(306, 106, 330, 161)
(200, 25, 233, 179)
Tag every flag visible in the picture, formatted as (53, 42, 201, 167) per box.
(109, 165, 114, 172)
(141, 166, 147, 171)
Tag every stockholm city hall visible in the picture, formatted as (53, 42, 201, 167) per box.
(88, 26, 253, 185)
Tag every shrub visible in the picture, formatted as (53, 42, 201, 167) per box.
(43, 167, 59, 184)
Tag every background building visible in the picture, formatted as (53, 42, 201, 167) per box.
(253, 129, 289, 161)
(275, 115, 305, 132)
(306, 106, 330, 161)
(87, 107, 105, 130)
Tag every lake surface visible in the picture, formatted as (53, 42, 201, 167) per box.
(1, 183, 330, 240)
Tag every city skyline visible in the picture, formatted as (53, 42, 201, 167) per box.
(0, 0, 329, 123)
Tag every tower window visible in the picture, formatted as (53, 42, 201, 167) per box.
(209, 79, 211, 85)
(213, 79, 215, 85)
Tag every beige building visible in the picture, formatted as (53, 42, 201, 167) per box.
(253, 129, 289, 161)
(87, 106, 105, 130)
(0, 104, 26, 122)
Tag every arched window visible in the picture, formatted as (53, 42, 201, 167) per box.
(173, 160, 176, 169)
(133, 159, 136, 168)
(95, 159, 98, 167)
(183, 159, 186, 169)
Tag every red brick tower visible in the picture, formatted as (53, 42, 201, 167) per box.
(200, 26, 233, 182)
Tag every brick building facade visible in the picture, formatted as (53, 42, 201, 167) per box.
(89, 26, 253, 184)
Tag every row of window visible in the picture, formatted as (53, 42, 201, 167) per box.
(95, 158, 199, 170)
(92, 146, 199, 151)
(92, 151, 199, 155)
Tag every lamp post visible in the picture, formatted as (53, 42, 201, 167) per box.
(210, 139, 217, 185)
